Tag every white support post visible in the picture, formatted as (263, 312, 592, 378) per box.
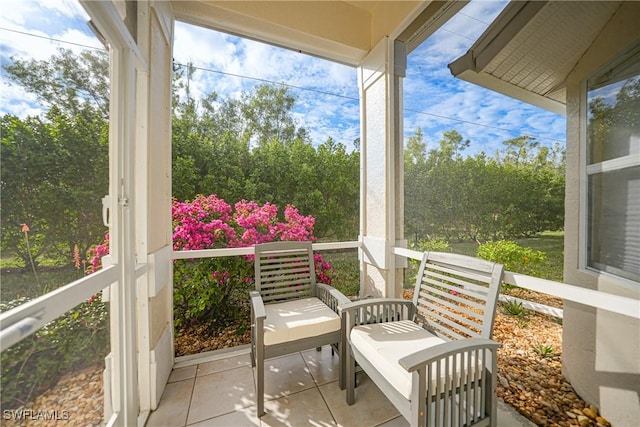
(358, 37, 406, 298)
(135, 1, 175, 417)
(116, 45, 140, 427)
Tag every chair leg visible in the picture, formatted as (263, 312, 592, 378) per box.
(256, 347, 265, 417)
(346, 353, 355, 405)
(338, 342, 345, 390)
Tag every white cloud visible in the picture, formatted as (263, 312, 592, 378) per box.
(173, 23, 240, 73)
(0, 0, 101, 117)
(173, 20, 360, 149)
(0, 79, 40, 117)
(403, 0, 565, 156)
(2, 0, 564, 156)
(42, 0, 88, 20)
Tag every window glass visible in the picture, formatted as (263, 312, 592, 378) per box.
(587, 166, 640, 282)
(587, 76, 640, 164)
(586, 51, 640, 283)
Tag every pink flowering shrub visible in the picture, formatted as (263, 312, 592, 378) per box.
(172, 195, 333, 327)
(86, 196, 335, 328)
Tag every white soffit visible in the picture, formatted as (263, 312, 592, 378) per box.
(448, 1, 621, 115)
(173, 0, 371, 65)
(172, 1, 459, 67)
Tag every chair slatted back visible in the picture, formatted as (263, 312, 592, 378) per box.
(255, 241, 316, 303)
(413, 251, 503, 341)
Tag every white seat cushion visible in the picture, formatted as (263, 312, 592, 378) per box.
(264, 297, 341, 346)
(350, 320, 477, 400)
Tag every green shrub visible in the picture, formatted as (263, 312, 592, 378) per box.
(322, 250, 360, 297)
(477, 240, 546, 277)
(0, 297, 108, 409)
(170, 197, 335, 330)
(409, 239, 451, 252)
(173, 257, 254, 329)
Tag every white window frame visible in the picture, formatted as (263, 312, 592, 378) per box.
(580, 46, 640, 286)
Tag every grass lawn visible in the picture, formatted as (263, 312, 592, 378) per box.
(0, 267, 83, 305)
(326, 232, 565, 296)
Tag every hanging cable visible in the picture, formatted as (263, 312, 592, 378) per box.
(1, 25, 565, 145)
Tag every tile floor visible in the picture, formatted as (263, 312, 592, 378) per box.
(146, 346, 533, 427)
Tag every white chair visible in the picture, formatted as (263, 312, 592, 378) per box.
(250, 241, 350, 416)
(342, 251, 504, 427)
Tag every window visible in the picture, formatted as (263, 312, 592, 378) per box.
(585, 47, 640, 283)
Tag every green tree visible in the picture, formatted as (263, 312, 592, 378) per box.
(3, 48, 109, 119)
(171, 64, 253, 202)
(404, 128, 429, 242)
(240, 84, 302, 145)
(500, 135, 539, 165)
(2, 48, 109, 266)
(314, 138, 359, 240)
(404, 128, 565, 242)
(169, 69, 360, 240)
(429, 130, 469, 164)
(0, 108, 108, 266)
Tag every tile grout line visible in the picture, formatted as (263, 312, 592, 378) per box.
(301, 348, 340, 427)
(185, 360, 259, 426)
(182, 362, 200, 427)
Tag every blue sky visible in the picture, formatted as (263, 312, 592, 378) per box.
(1, 0, 566, 157)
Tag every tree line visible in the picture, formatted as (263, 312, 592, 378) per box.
(170, 64, 359, 240)
(404, 128, 565, 243)
(0, 50, 359, 268)
(1, 48, 565, 268)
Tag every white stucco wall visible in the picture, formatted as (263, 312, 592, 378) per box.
(358, 37, 406, 298)
(563, 3, 640, 425)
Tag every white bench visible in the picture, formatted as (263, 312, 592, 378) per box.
(341, 251, 504, 427)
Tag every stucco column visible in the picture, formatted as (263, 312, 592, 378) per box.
(358, 37, 406, 298)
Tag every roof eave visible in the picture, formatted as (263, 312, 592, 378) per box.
(449, 59, 566, 116)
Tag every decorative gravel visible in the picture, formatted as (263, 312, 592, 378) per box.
(2, 365, 103, 427)
(491, 295, 610, 426)
(5, 289, 611, 427)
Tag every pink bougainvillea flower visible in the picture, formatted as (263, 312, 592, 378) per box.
(88, 196, 334, 290)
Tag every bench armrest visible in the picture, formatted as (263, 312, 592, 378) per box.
(399, 338, 501, 372)
(316, 282, 351, 313)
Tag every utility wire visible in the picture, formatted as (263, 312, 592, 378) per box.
(405, 108, 565, 144)
(0, 27, 105, 51)
(2, 25, 565, 144)
(457, 12, 492, 26)
(174, 62, 359, 101)
(439, 28, 477, 43)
